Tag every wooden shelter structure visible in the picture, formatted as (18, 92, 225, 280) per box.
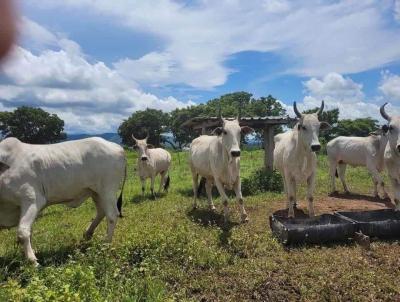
(182, 115, 296, 171)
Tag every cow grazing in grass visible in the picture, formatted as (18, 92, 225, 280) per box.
(327, 132, 389, 198)
(274, 101, 331, 218)
(0, 137, 127, 266)
(380, 103, 400, 209)
(188, 114, 253, 222)
(132, 134, 171, 198)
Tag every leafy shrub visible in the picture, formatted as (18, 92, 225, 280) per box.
(241, 169, 283, 196)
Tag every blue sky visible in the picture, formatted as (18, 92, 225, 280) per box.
(1, 0, 400, 133)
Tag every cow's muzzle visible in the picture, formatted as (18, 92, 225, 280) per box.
(311, 144, 321, 152)
(397, 145, 400, 153)
(141, 157, 148, 161)
(231, 150, 241, 157)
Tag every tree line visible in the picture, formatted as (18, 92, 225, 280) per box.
(0, 91, 381, 145)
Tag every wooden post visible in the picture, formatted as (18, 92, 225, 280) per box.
(263, 125, 275, 172)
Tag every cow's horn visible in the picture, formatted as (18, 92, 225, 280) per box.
(131, 134, 137, 141)
(144, 129, 149, 140)
(316, 100, 324, 116)
(293, 101, 302, 118)
(380, 102, 390, 121)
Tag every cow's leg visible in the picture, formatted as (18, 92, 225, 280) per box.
(367, 164, 389, 199)
(214, 178, 230, 222)
(306, 172, 316, 217)
(97, 193, 119, 242)
(389, 177, 400, 210)
(285, 175, 296, 218)
(191, 171, 199, 209)
(367, 165, 389, 198)
(84, 195, 105, 240)
(205, 178, 216, 211)
(233, 178, 248, 223)
(282, 177, 291, 208)
(329, 160, 338, 194)
(158, 171, 166, 194)
(337, 163, 349, 193)
(140, 177, 146, 196)
(18, 194, 45, 266)
(150, 174, 156, 198)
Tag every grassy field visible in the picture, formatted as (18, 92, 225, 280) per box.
(1, 149, 400, 301)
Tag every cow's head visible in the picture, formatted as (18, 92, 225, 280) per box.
(132, 133, 154, 161)
(294, 101, 331, 152)
(212, 117, 253, 158)
(380, 102, 400, 153)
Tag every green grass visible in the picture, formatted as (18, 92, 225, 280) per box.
(0, 149, 400, 301)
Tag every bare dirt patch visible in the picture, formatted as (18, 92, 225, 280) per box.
(271, 192, 394, 218)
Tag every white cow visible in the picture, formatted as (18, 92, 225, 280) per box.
(327, 132, 389, 198)
(0, 137, 127, 266)
(380, 103, 400, 209)
(188, 116, 253, 222)
(132, 134, 171, 198)
(274, 101, 330, 218)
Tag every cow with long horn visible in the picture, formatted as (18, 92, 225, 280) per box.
(132, 132, 171, 198)
(188, 106, 254, 222)
(379, 103, 400, 209)
(273, 101, 331, 217)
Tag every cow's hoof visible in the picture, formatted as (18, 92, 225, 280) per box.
(329, 191, 339, 196)
(344, 190, 351, 195)
(28, 259, 39, 267)
(192, 204, 198, 210)
(383, 194, 390, 200)
(83, 232, 92, 241)
(241, 215, 249, 223)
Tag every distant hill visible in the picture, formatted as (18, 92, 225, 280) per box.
(66, 133, 122, 144)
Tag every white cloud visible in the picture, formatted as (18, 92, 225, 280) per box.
(395, 0, 400, 21)
(0, 19, 194, 133)
(299, 72, 400, 122)
(303, 72, 364, 103)
(379, 71, 400, 101)
(27, 0, 400, 88)
(263, 0, 291, 14)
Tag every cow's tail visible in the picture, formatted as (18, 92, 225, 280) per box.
(164, 173, 170, 192)
(117, 163, 127, 218)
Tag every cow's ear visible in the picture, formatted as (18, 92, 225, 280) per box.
(320, 122, 331, 131)
(241, 126, 254, 135)
(212, 127, 223, 136)
(0, 162, 9, 174)
(147, 144, 154, 149)
(382, 124, 389, 133)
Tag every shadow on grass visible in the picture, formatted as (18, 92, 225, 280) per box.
(0, 241, 91, 279)
(176, 188, 193, 197)
(187, 207, 239, 252)
(329, 192, 394, 209)
(130, 192, 166, 204)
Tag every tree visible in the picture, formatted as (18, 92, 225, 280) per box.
(334, 117, 379, 137)
(118, 108, 169, 146)
(0, 106, 66, 144)
(169, 92, 286, 147)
